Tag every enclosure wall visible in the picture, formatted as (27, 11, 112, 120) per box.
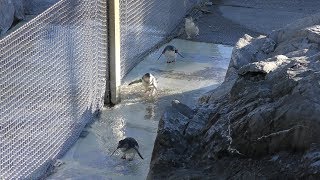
(0, 0, 108, 178)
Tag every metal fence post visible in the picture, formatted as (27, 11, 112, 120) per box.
(107, 0, 121, 105)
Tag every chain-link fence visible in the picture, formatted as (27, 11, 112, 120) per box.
(0, 0, 108, 179)
(119, 0, 199, 78)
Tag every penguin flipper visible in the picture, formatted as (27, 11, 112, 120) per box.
(129, 79, 142, 85)
(134, 147, 144, 159)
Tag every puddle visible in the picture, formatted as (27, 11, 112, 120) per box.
(47, 39, 233, 179)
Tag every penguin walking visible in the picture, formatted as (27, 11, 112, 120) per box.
(157, 45, 184, 63)
(111, 137, 144, 161)
(129, 73, 158, 97)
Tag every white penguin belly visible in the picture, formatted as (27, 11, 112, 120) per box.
(125, 148, 136, 154)
(185, 21, 199, 37)
(164, 50, 176, 61)
(142, 81, 152, 90)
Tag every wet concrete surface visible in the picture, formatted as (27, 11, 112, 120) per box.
(47, 39, 233, 179)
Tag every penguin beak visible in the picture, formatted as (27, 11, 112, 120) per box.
(110, 143, 121, 157)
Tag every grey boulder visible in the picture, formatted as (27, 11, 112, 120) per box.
(149, 12, 320, 179)
(0, 0, 15, 35)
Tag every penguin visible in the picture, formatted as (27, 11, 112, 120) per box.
(110, 137, 144, 161)
(128, 73, 158, 96)
(157, 45, 184, 63)
(185, 15, 199, 39)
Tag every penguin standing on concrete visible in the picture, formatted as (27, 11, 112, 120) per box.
(129, 73, 158, 96)
(111, 137, 144, 161)
(185, 15, 199, 39)
(157, 45, 184, 63)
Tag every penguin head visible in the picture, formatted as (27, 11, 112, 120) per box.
(185, 14, 193, 22)
(162, 45, 176, 54)
(117, 139, 129, 149)
(142, 73, 151, 82)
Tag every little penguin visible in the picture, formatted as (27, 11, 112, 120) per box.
(185, 15, 199, 39)
(111, 137, 144, 161)
(128, 73, 158, 96)
(157, 45, 184, 63)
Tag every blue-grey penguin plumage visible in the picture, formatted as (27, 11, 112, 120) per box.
(111, 137, 144, 160)
(157, 45, 184, 63)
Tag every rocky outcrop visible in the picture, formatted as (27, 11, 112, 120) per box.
(13, 0, 25, 20)
(0, 0, 58, 36)
(0, 0, 23, 35)
(148, 13, 320, 179)
(23, 0, 59, 15)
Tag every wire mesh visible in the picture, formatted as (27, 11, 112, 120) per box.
(119, 0, 199, 79)
(0, 0, 108, 179)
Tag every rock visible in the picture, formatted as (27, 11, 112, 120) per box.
(23, 0, 59, 15)
(171, 99, 195, 119)
(148, 107, 190, 180)
(300, 144, 320, 176)
(149, 13, 320, 179)
(0, 0, 15, 35)
(0, 0, 63, 36)
(199, 80, 235, 105)
(225, 34, 254, 81)
(225, 46, 320, 157)
(184, 105, 217, 137)
(261, 37, 276, 54)
(269, 13, 320, 43)
(0, 0, 26, 36)
(225, 35, 275, 82)
(13, 0, 25, 20)
(238, 55, 288, 76)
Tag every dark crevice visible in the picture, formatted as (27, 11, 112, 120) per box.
(241, 71, 267, 81)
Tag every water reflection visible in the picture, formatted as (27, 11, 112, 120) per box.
(144, 104, 155, 120)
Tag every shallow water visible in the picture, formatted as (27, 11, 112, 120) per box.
(48, 39, 233, 179)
